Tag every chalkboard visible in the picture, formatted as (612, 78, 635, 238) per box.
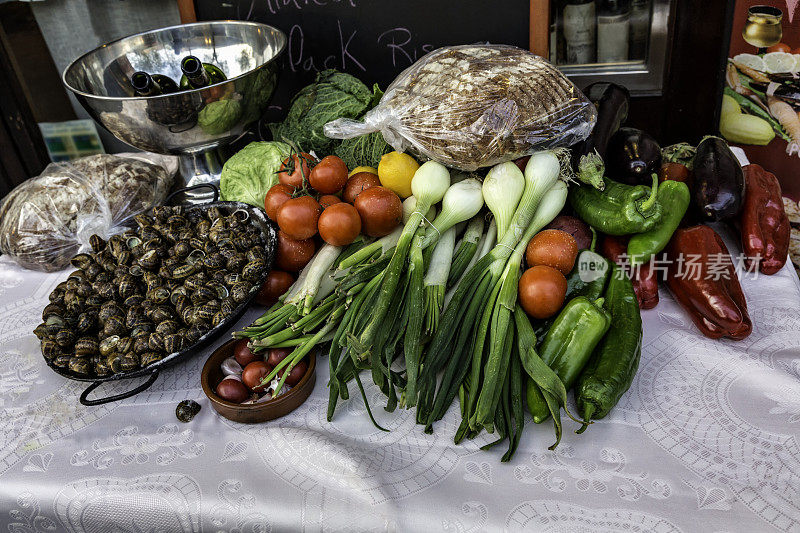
(195, 0, 531, 127)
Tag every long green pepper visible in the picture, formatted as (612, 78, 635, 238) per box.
(575, 264, 642, 432)
(627, 178, 690, 264)
(515, 305, 581, 448)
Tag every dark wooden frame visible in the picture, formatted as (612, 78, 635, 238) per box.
(530, 0, 550, 57)
(0, 14, 50, 199)
(177, 0, 197, 23)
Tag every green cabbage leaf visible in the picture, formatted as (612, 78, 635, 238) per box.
(219, 141, 291, 208)
(269, 70, 378, 153)
(334, 131, 391, 169)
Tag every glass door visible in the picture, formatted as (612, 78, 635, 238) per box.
(547, 0, 673, 95)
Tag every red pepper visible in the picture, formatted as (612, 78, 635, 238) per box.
(600, 235, 659, 310)
(740, 164, 790, 275)
(665, 225, 751, 340)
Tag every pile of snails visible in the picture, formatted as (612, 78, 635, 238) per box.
(34, 204, 269, 378)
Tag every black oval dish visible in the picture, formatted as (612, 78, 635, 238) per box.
(43, 184, 277, 405)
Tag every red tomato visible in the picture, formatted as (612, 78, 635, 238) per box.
(518, 265, 568, 319)
(234, 338, 262, 367)
(278, 153, 314, 189)
(343, 172, 381, 203)
(264, 184, 295, 221)
(525, 230, 578, 275)
(318, 202, 362, 246)
(319, 195, 341, 210)
(216, 377, 250, 403)
(276, 196, 321, 240)
(255, 271, 295, 306)
(241, 361, 272, 392)
(767, 43, 791, 53)
(353, 186, 403, 237)
(275, 231, 315, 272)
(309, 155, 348, 194)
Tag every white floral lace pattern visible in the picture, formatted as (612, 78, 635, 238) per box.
(635, 327, 800, 531)
(513, 446, 672, 501)
(70, 424, 205, 469)
(208, 479, 271, 533)
(441, 501, 488, 533)
(226, 379, 493, 505)
(7, 492, 57, 533)
(53, 474, 201, 533)
(505, 500, 683, 532)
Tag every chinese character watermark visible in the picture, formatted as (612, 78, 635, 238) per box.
(585, 252, 763, 282)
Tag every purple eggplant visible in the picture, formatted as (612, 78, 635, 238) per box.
(606, 127, 662, 185)
(577, 82, 630, 160)
(572, 83, 630, 190)
(691, 136, 745, 221)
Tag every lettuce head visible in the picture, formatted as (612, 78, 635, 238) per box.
(220, 141, 291, 208)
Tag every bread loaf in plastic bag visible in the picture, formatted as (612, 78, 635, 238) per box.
(0, 154, 174, 272)
(324, 44, 596, 171)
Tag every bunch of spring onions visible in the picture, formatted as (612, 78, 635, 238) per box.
(234, 150, 579, 459)
(414, 151, 578, 457)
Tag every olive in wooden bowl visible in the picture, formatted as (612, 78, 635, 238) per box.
(201, 339, 315, 423)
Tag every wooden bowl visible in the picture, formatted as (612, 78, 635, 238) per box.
(201, 339, 316, 423)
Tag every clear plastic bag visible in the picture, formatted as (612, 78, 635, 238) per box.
(324, 44, 597, 171)
(0, 154, 174, 272)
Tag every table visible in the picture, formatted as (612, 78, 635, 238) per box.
(1, 224, 799, 533)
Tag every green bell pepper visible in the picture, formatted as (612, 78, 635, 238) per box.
(568, 173, 662, 235)
(527, 296, 611, 423)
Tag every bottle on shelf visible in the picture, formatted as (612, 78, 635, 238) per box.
(629, 0, 651, 60)
(597, 0, 631, 63)
(130, 71, 179, 96)
(562, 0, 596, 64)
(179, 55, 227, 89)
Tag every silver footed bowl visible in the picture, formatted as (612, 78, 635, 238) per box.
(63, 21, 286, 190)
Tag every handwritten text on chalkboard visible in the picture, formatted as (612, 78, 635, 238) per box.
(197, 0, 529, 116)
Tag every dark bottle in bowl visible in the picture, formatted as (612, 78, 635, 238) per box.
(130, 71, 179, 96)
(179, 55, 227, 89)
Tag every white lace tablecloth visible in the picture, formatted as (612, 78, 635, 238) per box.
(1, 224, 799, 533)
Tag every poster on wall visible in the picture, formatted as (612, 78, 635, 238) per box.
(722, 0, 800, 274)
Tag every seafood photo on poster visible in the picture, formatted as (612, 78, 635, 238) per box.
(722, 0, 800, 274)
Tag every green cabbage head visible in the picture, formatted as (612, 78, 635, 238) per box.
(220, 141, 291, 208)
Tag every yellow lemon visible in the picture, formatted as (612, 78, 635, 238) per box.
(377, 152, 419, 198)
(348, 166, 378, 177)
